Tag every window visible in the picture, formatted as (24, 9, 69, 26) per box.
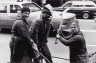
(10, 5, 21, 13)
(63, 3, 72, 7)
(0, 3, 7, 13)
(85, 5, 95, 7)
(22, 3, 41, 12)
(72, 5, 83, 7)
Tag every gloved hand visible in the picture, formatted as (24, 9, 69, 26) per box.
(32, 43, 38, 51)
(29, 39, 34, 46)
(56, 34, 61, 39)
(57, 29, 61, 34)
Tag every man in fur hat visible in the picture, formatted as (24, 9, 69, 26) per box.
(56, 20, 89, 63)
(31, 4, 53, 63)
(55, 13, 76, 44)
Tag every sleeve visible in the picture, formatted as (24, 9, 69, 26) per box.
(32, 20, 39, 44)
(58, 35, 82, 46)
(17, 22, 32, 43)
(43, 24, 51, 42)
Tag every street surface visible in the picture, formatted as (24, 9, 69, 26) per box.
(0, 19, 96, 63)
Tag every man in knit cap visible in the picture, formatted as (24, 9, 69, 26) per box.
(10, 7, 34, 63)
(31, 4, 53, 63)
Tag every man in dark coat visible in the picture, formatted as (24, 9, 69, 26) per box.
(31, 4, 53, 63)
(9, 7, 34, 63)
(56, 20, 89, 63)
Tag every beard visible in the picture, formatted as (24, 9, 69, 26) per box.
(42, 17, 51, 23)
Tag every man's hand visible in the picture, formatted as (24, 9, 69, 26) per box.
(55, 34, 61, 44)
(32, 43, 38, 51)
(29, 39, 34, 45)
(56, 34, 61, 39)
(57, 29, 61, 34)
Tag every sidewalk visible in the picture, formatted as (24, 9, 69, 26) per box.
(5, 47, 96, 63)
(43, 57, 69, 63)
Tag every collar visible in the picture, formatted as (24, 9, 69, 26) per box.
(73, 31, 83, 36)
(17, 16, 28, 25)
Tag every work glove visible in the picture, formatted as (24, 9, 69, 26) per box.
(55, 34, 61, 44)
(56, 34, 61, 39)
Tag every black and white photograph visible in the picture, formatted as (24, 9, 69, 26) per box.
(0, 0, 96, 63)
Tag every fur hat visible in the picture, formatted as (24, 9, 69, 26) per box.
(43, 4, 53, 16)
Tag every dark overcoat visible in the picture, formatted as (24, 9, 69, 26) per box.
(10, 16, 33, 63)
(59, 32, 89, 63)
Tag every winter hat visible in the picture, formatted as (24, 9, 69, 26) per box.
(42, 4, 53, 16)
(21, 7, 30, 13)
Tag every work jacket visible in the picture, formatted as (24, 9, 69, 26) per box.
(59, 32, 89, 63)
(32, 18, 51, 44)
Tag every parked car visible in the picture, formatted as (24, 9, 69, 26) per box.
(53, 1, 96, 19)
(0, 2, 76, 33)
(0, 2, 41, 31)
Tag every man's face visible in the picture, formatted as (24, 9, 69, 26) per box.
(71, 24, 79, 33)
(22, 11, 30, 19)
(42, 9, 52, 23)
